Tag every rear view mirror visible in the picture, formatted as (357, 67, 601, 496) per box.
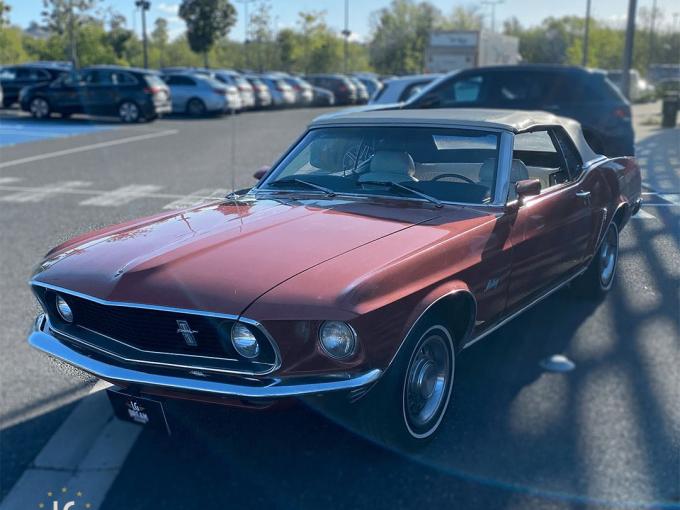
(253, 165, 270, 180)
(515, 179, 541, 201)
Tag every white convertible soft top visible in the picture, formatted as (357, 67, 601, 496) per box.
(310, 108, 600, 162)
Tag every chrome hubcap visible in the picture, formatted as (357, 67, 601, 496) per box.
(31, 99, 48, 117)
(120, 103, 138, 122)
(405, 333, 450, 430)
(599, 226, 618, 286)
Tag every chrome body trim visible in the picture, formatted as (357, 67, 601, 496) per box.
(494, 131, 514, 205)
(462, 266, 588, 350)
(30, 281, 282, 376)
(29, 314, 382, 399)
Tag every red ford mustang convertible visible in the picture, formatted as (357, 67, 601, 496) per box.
(29, 109, 641, 448)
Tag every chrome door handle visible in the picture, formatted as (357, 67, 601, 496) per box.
(575, 190, 591, 203)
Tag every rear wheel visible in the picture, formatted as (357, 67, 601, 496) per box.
(29, 97, 50, 119)
(119, 101, 140, 123)
(186, 98, 206, 116)
(573, 222, 619, 298)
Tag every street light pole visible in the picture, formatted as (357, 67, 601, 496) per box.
(482, 0, 504, 33)
(582, 0, 591, 67)
(135, 0, 151, 69)
(341, 0, 351, 73)
(621, 0, 638, 100)
(68, 0, 77, 68)
(237, 0, 253, 68)
(647, 0, 657, 71)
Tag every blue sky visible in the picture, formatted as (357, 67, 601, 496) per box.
(6, 0, 679, 41)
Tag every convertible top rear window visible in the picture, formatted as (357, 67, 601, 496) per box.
(260, 126, 501, 205)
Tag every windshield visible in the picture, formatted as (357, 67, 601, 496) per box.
(259, 126, 500, 205)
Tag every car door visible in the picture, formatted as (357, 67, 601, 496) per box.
(164, 75, 194, 111)
(82, 70, 117, 114)
(505, 127, 600, 311)
(49, 72, 85, 113)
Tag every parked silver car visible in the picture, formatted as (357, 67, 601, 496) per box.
(212, 70, 256, 109)
(259, 75, 296, 107)
(369, 74, 441, 105)
(283, 76, 314, 106)
(244, 75, 273, 109)
(161, 73, 241, 115)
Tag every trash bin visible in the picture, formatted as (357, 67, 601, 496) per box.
(661, 93, 678, 128)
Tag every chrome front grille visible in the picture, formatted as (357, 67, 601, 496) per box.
(32, 283, 280, 375)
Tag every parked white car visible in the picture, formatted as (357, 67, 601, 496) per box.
(369, 74, 442, 105)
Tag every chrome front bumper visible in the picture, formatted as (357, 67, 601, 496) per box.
(28, 315, 382, 399)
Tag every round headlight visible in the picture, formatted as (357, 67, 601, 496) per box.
(55, 295, 73, 323)
(231, 322, 260, 359)
(319, 321, 356, 359)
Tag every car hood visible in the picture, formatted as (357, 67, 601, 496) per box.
(33, 197, 439, 316)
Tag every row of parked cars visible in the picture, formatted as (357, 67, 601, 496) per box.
(2, 60, 658, 157)
(0, 62, 383, 122)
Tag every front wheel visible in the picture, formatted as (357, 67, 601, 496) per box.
(573, 222, 619, 298)
(119, 101, 140, 123)
(316, 317, 456, 450)
(29, 97, 50, 119)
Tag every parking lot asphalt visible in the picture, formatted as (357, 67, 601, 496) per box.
(0, 104, 678, 510)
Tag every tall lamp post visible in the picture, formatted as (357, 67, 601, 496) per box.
(621, 0, 638, 100)
(582, 0, 591, 67)
(135, 0, 151, 69)
(481, 0, 504, 33)
(341, 0, 351, 73)
(237, 0, 253, 68)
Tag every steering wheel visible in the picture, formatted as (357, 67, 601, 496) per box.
(431, 173, 476, 184)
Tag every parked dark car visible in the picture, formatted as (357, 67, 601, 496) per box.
(310, 86, 335, 106)
(0, 62, 71, 108)
(19, 65, 171, 123)
(354, 75, 383, 99)
(405, 65, 635, 157)
(305, 74, 357, 105)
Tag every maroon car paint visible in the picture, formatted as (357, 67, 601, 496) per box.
(31, 143, 641, 391)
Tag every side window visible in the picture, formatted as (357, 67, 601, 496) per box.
(0, 67, 17, 80)
(112, 72, 135, 85)
(429, 74, 485, 107)
(513, 129, 569, 191)
(399, 81, 428, 102)
(552, 128, 583, 180)
(15, 68, 32, 80)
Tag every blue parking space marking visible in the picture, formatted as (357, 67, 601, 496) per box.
(0, 118, 115, 147)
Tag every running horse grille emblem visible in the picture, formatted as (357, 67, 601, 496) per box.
(176, 320, 199, 346)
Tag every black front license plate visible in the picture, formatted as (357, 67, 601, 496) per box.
(107, 389, 171, 435)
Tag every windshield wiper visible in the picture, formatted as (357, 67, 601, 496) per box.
(264, 177, 336, 197)
(360, 180, 442, 208)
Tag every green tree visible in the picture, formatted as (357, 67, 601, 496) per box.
(151, 17, 169, 67)
(0, 26, 28, 64)
(369, 0, 441, 74)
(0, 0, 11, 27)
(250, 1, 275, 72)
(179, 0, 237, 67)
(441, 5, 483, 30)
(276, 28, 297, 71)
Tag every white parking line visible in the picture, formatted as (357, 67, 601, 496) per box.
(80, 185, 164, 207)
(0, 181, 92, 203)
(162, 187, 228, 210)
(633, 210, 656, 220)
(0, 381, 141, 510)
(0, 129, 178, 169)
